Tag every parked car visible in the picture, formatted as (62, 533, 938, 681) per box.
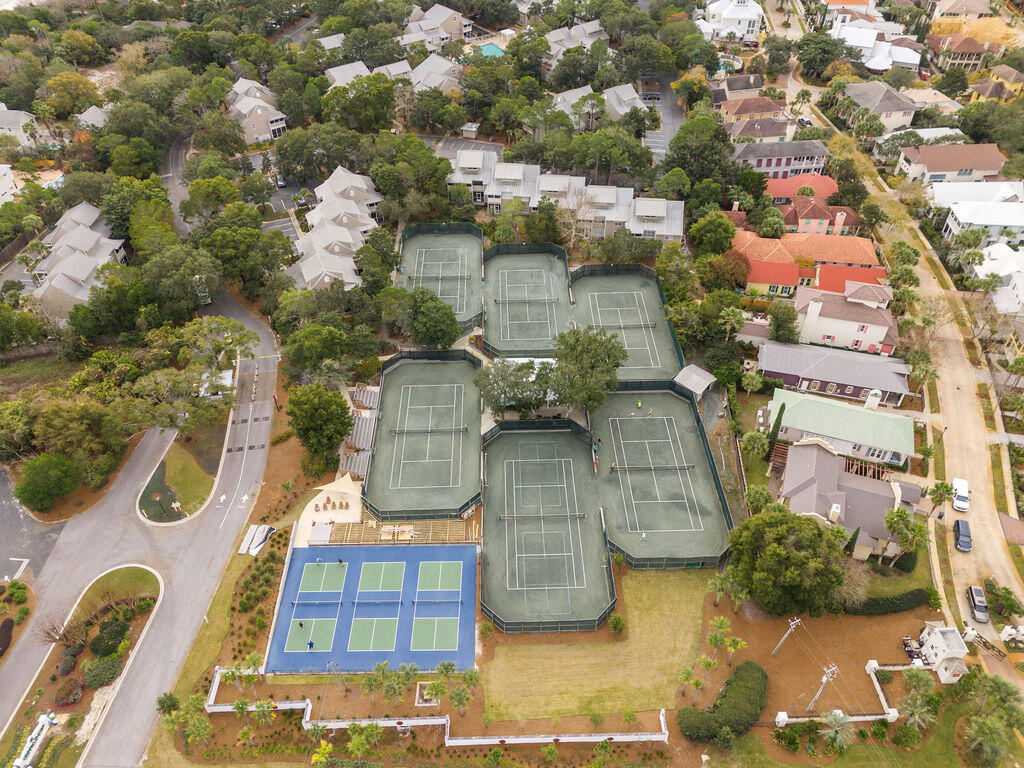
(966, 585, 989, 623)
(953, 519, 972, 552)
(952, 477, 970, 512)
(275, 173, 288, 189)
(742, 40, 758, 48)
(797, 116, 813, 127)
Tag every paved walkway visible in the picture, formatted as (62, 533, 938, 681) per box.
(0, 291, 279, 768)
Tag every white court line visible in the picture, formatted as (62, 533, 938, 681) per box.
(588, 291, 659, 369)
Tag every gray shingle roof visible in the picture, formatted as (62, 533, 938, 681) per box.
(734, 139, 828, 160)
(757, 341, 910, 395)
(844, 80, 917, 115)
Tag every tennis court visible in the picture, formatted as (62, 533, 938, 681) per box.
(482, 252, 570, 355)
(265, 544, 477, 673)
(481, 430, 613, 629)
(399, 232, 482, 323)
(362, 359, 481, 518)
(569, 274, 682, 380)
(590, 392, 731, 564)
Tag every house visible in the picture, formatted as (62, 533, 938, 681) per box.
(734, 140, 829, 179)
(898, 86, 963, 115)
(873, 127, 967, 162)
(897, 143, 1006, 183)
(928, 180, 1024, 207)
(0, 164, 18, 204)
(445, 150, 684, 240)
(823, 0, 880, 25)
(765, 389, 915, 464)
(758, 341, 911, 405)
(226, 78, 286, 145)
(0, 104, 33, 147)
(409, 54, 461, 93)
(601, 84, 646, 120)
(970, 243, 1024, 314)
(970, 63, 1024, 101)
(796, 283, 898, 355)
(943, 201, 1024, 246)
(766, 172, 839, 204)
(376, 60, 414, 80)
(728, 117, 793, 143)
(779, 197, 861, 235)
(289, 166, 380, 291)
(700, 0, 764, 41)
(838, 81, 918, 132)
(709, 73, 764, 106)
(928, 0, 993, 20)
(76, 105, 108, 129)
(925, 33, 1003, 72)
(1004, 315, 1024, 361)
(990, 64, 1024, 93)
(316, 32, 346, 51)
(31, 202, 126, 322)
(918, 622, 968, 684)
(399, 4, 471, 52)
(325, 61, 372, 89)
(732, 229, 880, 268)
(513, 0, 540, 24)
(718, 96, 787, 123)
(780, 440, 919, 560)
(831, 23, 921, 73)
(543, 21, 608, 74)
(815, 264, 889, 293)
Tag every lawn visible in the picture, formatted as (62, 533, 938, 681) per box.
(72, 565, 160, 622)
(931, 428, 946, 482)
(934, 523, 963, 630)
(179, 423, 226, 476)
(978, 383, 996, 430)
(0, 356, 83, 391)
(925, 256, 952, 290)
(736, 392, 771, 483)
(719, 702, 988, 767)
(164, 443, 214, 515)
(865, 546, 934, 599)
(991, 445, 1009, 515)
(927, 379, 941, 414)
(480, 570, 709, 721)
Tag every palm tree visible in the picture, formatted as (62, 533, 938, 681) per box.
(399, 662, 419, 686)
(966, 714, 1009, 768)
(894, 518, 929, 567)
(449, 686, 472, 715)
(698, 654, 717, 682)
(726, 573, 749, 614)
(346, 731, 369, 759)
(279, 480, 293, 501)
(232, 698, 251, 723)
(901, 693, 935, 732)
(237, 725, 254, 746)
(307, 722, 327, 745)
(719, 306, 745, 342)
(740, 430, 769, 457)
(437, 660, 456, 680)
(382, 674, 404, 704)
(363, 674, 383, 701)
(708, 631, 727, 660)
(364, 723, 384, 746)
(707, 572, 731, 607)
(462, 669, 480, 691)
(902, 668, 935, 696)
(709, 617, 731, 652)
(251, 699, 275, 729)
(818, 711, 854, 751)
(725, 636, 747, 666)
(883, 507, 910, 566)
(222, 666, 243, 691)
(311, 740, 333, 765)
(426, 680, 447, 702)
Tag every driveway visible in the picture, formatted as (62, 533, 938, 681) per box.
(0, 470, 63, 581)
(263, 217, 298, 242)
(160, 132, 191, 235)
(0, 290, 279, 768)
(644, 76, 684, 163)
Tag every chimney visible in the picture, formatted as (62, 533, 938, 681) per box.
(834, 210, 846, 233)
(864, 389, 882, 410)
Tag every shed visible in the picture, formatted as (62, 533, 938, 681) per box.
(674, 365, 718, 400)
(461, 122, 480, 139)
(919, 621, 968, 684)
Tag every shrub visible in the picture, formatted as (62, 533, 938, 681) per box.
(870, 719, 889, 740)
(14, 453, 82, 512)
(57, 655, 77, 676)
(892, 549, 918, 573)
(875, 669, 893, 684)
(774, 727, 800, 752)
(677, 661, 768, 741)
(269, 428, 293, 446)
(7, 580, 27, 604)
(715, 726, 735, 750)
(845, 589, 930, 615)
(892, 724, 921, 749)
(83, 654, 123, 688)
(64, 642, 85, 658)
(120, 607, 135, 622)
(15, 606, 30, 624)
(0, 617, 12, 657)
(136, 598, 155, 612)
(89, 618, 130, 657)
(54, 678, 84, 706)
(608, 614, 626, 634)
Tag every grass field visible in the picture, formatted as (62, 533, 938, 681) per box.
(719, 702, 1015, 767)
(978, 383, 996, 430)
(927, 380, 940, 414)
(991, 445, 1009, 515)
(164, 443, 214, 515)
(932, 428, 946, 482)
(480, 570, 708, 720)
(179, 423, 227, 476)
(72, 566, 160, 622)
(0, 356, 83, 391)
(736, 392, 770, 481)
(934, 523, 963, 630)
(925, 256, 952, 290)
(865, 547, 934, 599)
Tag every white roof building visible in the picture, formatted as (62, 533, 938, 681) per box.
(552, 83, 646, 122)
(943, 201, 1024, 247)
(700, 0, 764, 41)
(317, 32, 345, 51)
(410, 54, 461, 93)
(899, 86, 964, 115)
(543, 21, 609, 72)
(399, 3, 471, 52)
(831, 23, 921, 72)
(290, 167, 381, 291)
(0, 164, 18, 205)
(226, 78, 286, 144)
(325, 61, 372, 89)
(0, 103, 33, 147)
(928, 180, 1024, 207)
(77, 105, 108, 129)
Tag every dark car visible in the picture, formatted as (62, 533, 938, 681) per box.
(967, 585, 990, 623)
(953, 519, 972, 552)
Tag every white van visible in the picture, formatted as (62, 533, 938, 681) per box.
(952, 478, 970, 512)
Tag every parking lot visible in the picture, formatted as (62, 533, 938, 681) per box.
(641, 77, 682, 162)
(431, 136, 505, 162)
(262, 217, 299, 243)
(247, 151, 306, 213)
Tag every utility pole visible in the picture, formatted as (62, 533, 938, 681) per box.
(772, 617, 803, 656)
(807, 665, 839, 712)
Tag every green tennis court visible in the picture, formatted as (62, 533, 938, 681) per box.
(284, 618, 337, 652)
(418, 561, 462, 590)
(411, 617, 460, 651)
(299, 562, 347, 592)
(358, 561, 406, 591)
(348, 617, 399, 651)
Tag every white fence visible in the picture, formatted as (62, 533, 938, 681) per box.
(205, 666, 669, 746)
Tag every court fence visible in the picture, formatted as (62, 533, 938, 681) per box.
(206, 666, 670, 744)
(568, 263, 686, 371)
(481, 418, 593, 449)
(361, 350, 482, 522)
(482, 241, 567, 265)
(399, 222, 485, 330)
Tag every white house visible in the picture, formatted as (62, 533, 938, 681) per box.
(409, 54, 461, 93)
(325, 61, 372, 89)
(830, 22, 921, 72)
(543, 21, 608, 74)
(76, 105, 108, 129)
(928, 180, 1024, 208)
(700, 0, 764, 41)
(0, 103, 33, 147)
(399, 4, 471, 52)
(226, 78, 286, 145)
(898, 143, 1007, 183)
(796, 282, 898, 355)
(0, 164, 18, 204)
(943, 201, 1024, 246)
(552, 83, 646, 122)
(316, 32, 346, 51)
(919, 622, 969, 684)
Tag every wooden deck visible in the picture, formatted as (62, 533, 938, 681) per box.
(328, 509, 481, 545)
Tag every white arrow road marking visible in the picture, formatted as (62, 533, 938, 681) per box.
(8, 557, 28, 580)
(219, 402, 258, 530)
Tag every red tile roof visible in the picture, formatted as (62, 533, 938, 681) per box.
(779, 196, 861, 227)
(765, 173, 839, 200)
(815, 265, 889, 293)
(732, 230, 880, 266)
(747, 259, 799, 286)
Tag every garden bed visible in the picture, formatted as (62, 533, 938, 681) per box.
(0, 579, 34, 670)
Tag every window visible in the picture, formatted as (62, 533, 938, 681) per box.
(845, 385, 854, 394)
(756, 158, 763, 167)
(810, 380, 821, 390)
(781, 286, 791, 295)
(957, 168, 971, 176)
(852, 339, 861, 349)
(852, 443, 862, 451)
(857, 324, 868, 333)
(860, 388, 869, 398)
(826, 383, 837, 393)
(768, 284, 778, 293)
(822, 334, 833, 341)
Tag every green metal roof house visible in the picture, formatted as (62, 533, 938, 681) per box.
(766, 389, 915, 465)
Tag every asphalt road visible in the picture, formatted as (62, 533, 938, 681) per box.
(161, 132, 191, 235)
(0, 470, 63, 582)
(0, 291, 279, 768)
(643, 76, 684, 163)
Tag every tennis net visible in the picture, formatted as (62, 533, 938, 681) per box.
(390, 425, 468, 435)
(610, 463, 694, 472)
(494, 297, 560, 304)
(408, 273, 471, 281)
(498, 512, 586, 520)
(597, 321, 656, 329)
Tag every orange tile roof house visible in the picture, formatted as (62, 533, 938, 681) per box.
(925, 33, 1003, 72)
(897, 143, 1007, 182)
(732, 230, 880, 267)
(779, 197, 861, 235)
(766, 172, 839, 203)
(718, 96, 787, 122)
(815, 264, 888, 293)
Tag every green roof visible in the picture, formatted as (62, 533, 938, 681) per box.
(768, 389, 915, 456)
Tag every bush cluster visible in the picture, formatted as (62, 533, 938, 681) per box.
(845, 588, 932, 615)
(54, 678, 84, 706)
(136, 598, 155, 612)
(892, 549, 918, 573)
(89, 618, 129, 657)
(65, 642, 85, 657)
(56, 655, 77, 676)
(269, 428, 293, 446)
(677, 661, 768, 742)
(6, 580, 27, 604)
(0, 617, 13, 657)
(83, 654, 123, 689)
(774, 726, 801, 752)
(237, 556, 278, 612)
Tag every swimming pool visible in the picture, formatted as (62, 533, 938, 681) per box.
(478, 41, 505, 57)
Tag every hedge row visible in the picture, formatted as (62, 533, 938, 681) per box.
(0, 617, 12, 658)
(89, 618, 129, 657)
(36, 736, 73, 768)
(845, 588, 932, 615)
(83, 654, 123, 689)
(677, 661, 769, 742)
